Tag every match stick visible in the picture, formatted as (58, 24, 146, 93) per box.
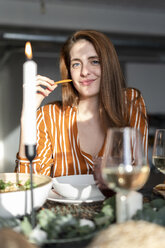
(55, 79, 72, 84)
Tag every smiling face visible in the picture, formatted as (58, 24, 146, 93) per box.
(69, 39, 101, 100)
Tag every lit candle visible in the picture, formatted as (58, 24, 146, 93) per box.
(23, 41, 37, 145)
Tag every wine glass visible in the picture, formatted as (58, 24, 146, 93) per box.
(152, 129, 165, 174)
(101, 127, 149, 223)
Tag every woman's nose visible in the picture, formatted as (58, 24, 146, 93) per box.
(80, 64, 90, 76)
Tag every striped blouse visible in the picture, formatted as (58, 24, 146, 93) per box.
(16, 88, 148, 177)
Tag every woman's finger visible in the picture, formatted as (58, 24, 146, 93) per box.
(36, 75, 55, 85)
(36, 85, 55, 97)
(35, 75, 58, 109)
(36, 80, 56, 91)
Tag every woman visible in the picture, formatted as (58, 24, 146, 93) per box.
(16, 30, 148, 181)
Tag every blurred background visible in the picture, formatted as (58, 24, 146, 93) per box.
(0, 0, 165, 172)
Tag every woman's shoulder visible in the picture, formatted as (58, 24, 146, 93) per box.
(37, 101, 76, 116)
(124, 87, 141, 98)
(124, 87, 145, 103)
(124, 87, 147, 112)
(38, 101, 62, 112)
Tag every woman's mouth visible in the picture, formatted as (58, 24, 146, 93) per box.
(80, 79, 95, 86)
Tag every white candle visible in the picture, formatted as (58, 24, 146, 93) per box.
(23, 42, 37, 145)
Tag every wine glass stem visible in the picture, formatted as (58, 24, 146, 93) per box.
(116, 192, 129, 223)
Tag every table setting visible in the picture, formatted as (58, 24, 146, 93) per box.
(1, 168, 165, 248)
(0, 127, 165, 248)
(0, 157, 165, 248)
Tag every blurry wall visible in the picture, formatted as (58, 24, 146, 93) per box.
(126, 63, 165, 114)
(126, 63, 165, 165)
(0, 0, 165, 36)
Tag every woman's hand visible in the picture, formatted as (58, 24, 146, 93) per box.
(36, 75, 58, 109)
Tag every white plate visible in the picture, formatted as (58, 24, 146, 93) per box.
(47, 189, 105, 204)
(52, 175, 102, 200)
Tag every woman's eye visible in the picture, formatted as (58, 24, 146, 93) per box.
(91, 60, 100, 65)
(72, 62, 80, 68)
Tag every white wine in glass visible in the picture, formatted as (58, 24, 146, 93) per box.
(101, 127, 149, 222)
(104, 165, 149, 193)
(152, 129, 165, 174)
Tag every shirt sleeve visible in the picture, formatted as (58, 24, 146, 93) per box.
(125, 88, 148, 160)
(15, 106, 54, 176)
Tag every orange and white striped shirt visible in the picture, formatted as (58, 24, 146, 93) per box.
(16, 88, 148, 177)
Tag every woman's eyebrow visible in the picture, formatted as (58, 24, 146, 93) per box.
(71, 58, 81, 62)
(71, 55, 99, 62)
(88, 56, 99, 59)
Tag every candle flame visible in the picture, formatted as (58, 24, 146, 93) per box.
(25, 41, 32, 59)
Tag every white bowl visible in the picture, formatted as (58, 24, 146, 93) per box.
(52, 174, 104, 200)
(0, 173, 52, 218)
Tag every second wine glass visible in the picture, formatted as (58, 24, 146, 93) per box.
(101, 127, 149, 222)
(152, 129, 165, 175)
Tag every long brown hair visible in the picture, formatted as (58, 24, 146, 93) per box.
(60, 30, 127, 129)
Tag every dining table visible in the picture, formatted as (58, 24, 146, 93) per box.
(41, 166, 165, 248)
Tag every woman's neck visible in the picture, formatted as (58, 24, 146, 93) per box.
(78, 96, 99, 121)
